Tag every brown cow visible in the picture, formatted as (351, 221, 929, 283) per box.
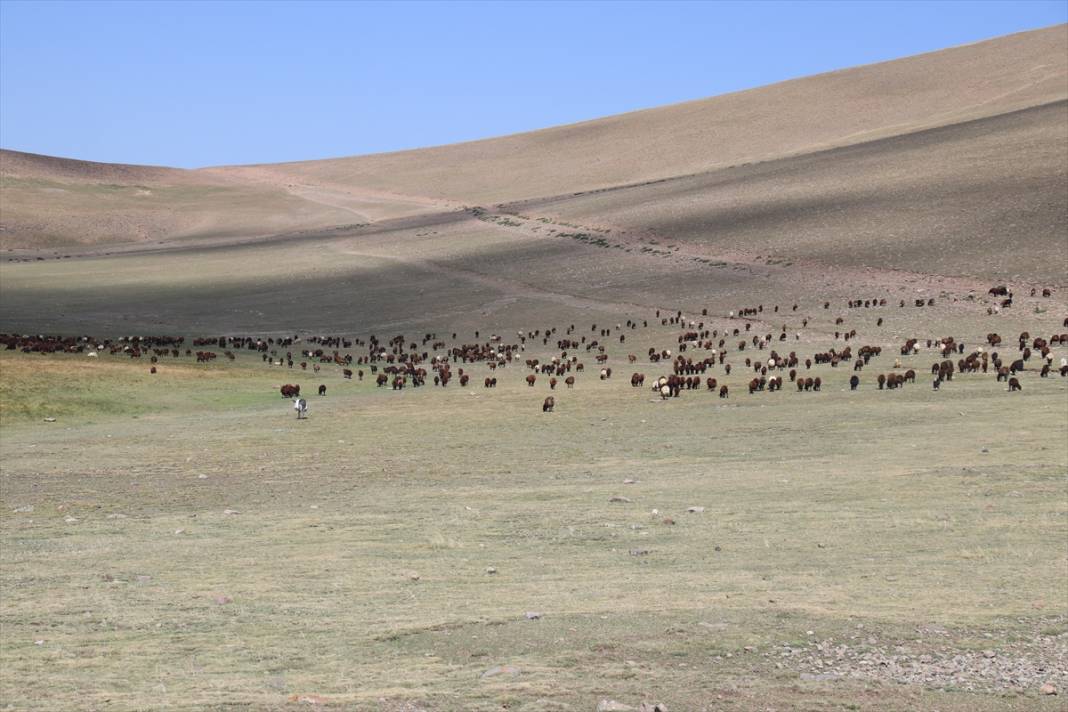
(543, 396, 555, 412)
(526, 374, 536, 387)
(1008, 377, 1022, 392)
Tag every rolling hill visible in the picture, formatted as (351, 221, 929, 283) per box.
(2, 24, 1064, 252)
(0, 25, 1065, 336)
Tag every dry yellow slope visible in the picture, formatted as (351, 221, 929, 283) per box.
(207, 25, 1067, 206)
(1, 24, 1065, 249)
(0, 150, 357, 248)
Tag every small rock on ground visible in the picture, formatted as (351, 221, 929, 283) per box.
(480, 665, 520, 679)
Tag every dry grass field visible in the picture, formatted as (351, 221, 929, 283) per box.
(1, 23, 1067, 712)
(1, 286, 1066, 711)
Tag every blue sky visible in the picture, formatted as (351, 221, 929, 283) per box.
(1, 1, 1064, 168)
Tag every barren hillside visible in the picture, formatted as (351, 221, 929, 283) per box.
(1, 24, 1064, 280)
(207, 25, 1067, 206)
(0, 150, 357, 249)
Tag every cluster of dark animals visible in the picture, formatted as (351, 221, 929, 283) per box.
(4, 283, 1063, 413)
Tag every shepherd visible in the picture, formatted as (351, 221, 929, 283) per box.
(294, 397, 308, 419)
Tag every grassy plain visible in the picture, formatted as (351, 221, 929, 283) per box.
(1, 297, 1066, 710)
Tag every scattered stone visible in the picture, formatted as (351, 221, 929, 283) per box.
(687, 506, 705, 513)
(713, 545, 722, 551)
(12, 505, 33, 513)
(174, 529, 185, 535)
(524, 611, 542, 620)
(197, 474, 208, 479)
(629, 548, 650, 556)
(480, 664, 519, 679)
(64, 516, 78, 523)
(106, 513, 126, 519)
(800, 672, 842, 681)
(623, 479, 637, 485)
(485, 567, 497, 575)
(212, 594, 233, 605)
(639, 703, 668, 712)
(596, 701, 633, 712)
(661, 518, 675, 526)
(223, 509, 239, 515)
(1040, 683, 1057, 695)
(43, 417, 56, 422)
(982, 649, 997, 659)
(288, 693, 330, 705)
(609, 496, 632, 503)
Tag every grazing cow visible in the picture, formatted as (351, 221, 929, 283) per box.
(933, 377, 941, 390)
(1009, 359, 1025, 375)
(660, 384, 671, 399)
(849, 375, 859, 390)
(526, 374, 537, 387)
(813, 377, 821, 391)
(294, 397, 308, 419)
(318, 384, 327, 396)
(281, 384, 301, 398)
(631, 373, 645, 387)
(550, 377, 558, 389)
(543, 396, 555, 412)
(706, 377, 717, 391)
(150, 366, 157, 374)
(877, 374, 886, 390)
(719, 385, 728, 398)
(565, 376, 575, 388)
(1008, 377, 1022, 392)
(343, 368, 353, 379)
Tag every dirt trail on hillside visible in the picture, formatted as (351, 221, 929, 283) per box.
(336, 244, 660, 317)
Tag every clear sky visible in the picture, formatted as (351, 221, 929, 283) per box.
(1, 1, 1064, 168)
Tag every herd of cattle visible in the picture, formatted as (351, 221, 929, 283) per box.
(2, 286, 1066, 413)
